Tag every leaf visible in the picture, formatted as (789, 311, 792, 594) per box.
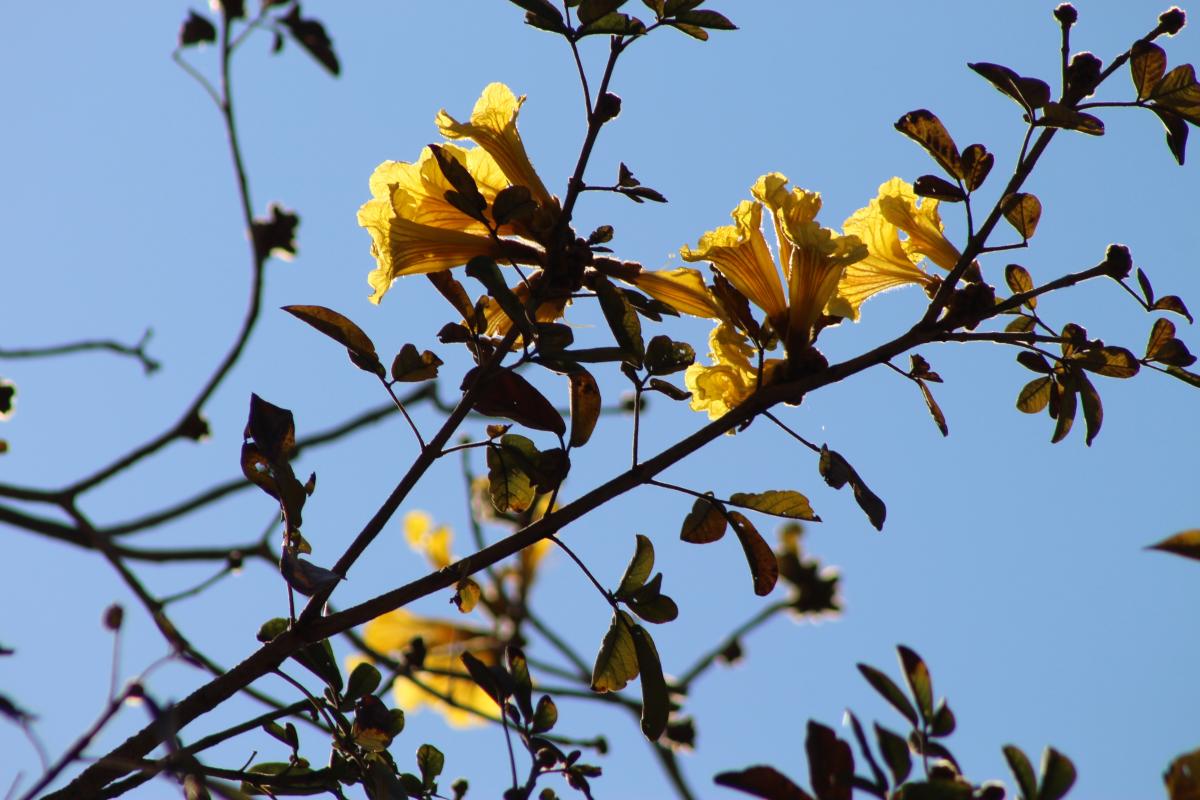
(1167, 365, 1200, 387)
(631, 624, 669, 740)
(896, 646, 934, 723)
(508, 0, 565, 24)
(179, 11, 217, 47)
(591, 611, 639, 692)
(930, 699, 956, 737)
(486, 441, 537, 513)
(680, 496, 727, 543)
(465, 256, 532, 338)
(1153, 107, 1189, 166)
(453, 577, 481, 613)
(1073, 346, 1141, 378)
(460, 652, 506, 707)
(627, 577, 680, 624)
(464, 367, 566, 436)
(241, 762, 337, 795)
(593, 275, 645, 366)
(417, 743, 445, 789)
(912, 175, 965, 202)
(818, 447, 886, 531)
(566, 368, 601, 448)
(1147, 318, 1178, 360)
(1150, 64, 1200, 122)
(1147, 530, 1200, 562)
(616, 534, 656, 598)
(391, 344, 442, 382)
(1005, 264, 1035, 308)
(1038, 748, 1076, 800)
(578, 11, 645, 36)
(1153, 295, 1194, 323)
(1049, 377, 1077, 444)
(1003, 745, 1038, 800)
(960, 144, 994, 191)
(1076, 371, 1102, 446)
(859, 662, 912, 724)
(346, 662, 382, 701)
(578, 0, 627, 25)
(894, 110, 962, 178)
(728, 512, 779, 596)
(729, 490, 819, 521)
(257, 619, 342, 692)
(245, 393, 296, 462)
(280, 5, 340, 76)
(532, 695, 558, 734)
(674, 9, 737, 29)
(714, 766, 814, 800)
(805, 720, 854, 800)
(279, 550, 344, 598)
(1038, 102, 1104, 135)
(282, 305, 383, 377)
(875, 724, 913, 785)
(426, 271, 476, 321)
(430, 144, 488, 223)
(1001, 193, 1042, 240)
(1137, 268, 1156, 305)
(1131, 41, 1168, 101)
(968, 62, 1051, 112)
(648, 377, 691, 401)
(645, 335, 695, 376)
(1165, 747, 1200, 800)
(916, 379, 949, 437)
(1006, 314, 1036, 333)
(493, 184, 537, 226)
(844, 712, 887, 794)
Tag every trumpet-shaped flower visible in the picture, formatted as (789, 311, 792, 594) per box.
(680, 174, 865, 359)
(685, 323, 786, 420)
(837, 178, 960, 318)
(358, 83, 552, 304)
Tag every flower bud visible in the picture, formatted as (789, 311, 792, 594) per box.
(103, 604, 124, 632)
(1157, 7, 1186, 36)
(1054, 4, 1078, 26)
(1101, 244, 1133, 279)
(594, 92, 622, 124)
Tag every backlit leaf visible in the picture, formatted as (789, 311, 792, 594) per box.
(616, 534, 655, 598)
(1005, 264, 1035, 308)
(453, 577, 481, 614)
(1001, 193, 1042, 239)
(1153, 295, 1194, 323)
(1017, 352, 1052, 374)
(930, 699, 956, 737)
(1147, 318, 1178, 360)
(728, 490, 819, 521)
(728, 512, 779, 596)
(417, 743, 445, 788)
(1076, 371, 1102, 446)
(714, 766, 814, 800)
(968, 62, 1051, 112)
(1131, 41, 1168, 101)
(465, 367, 566, 435)
(631, 624, 669, 740)
(1147, 530, 1200, 562)
(1050, 377, 1076, 444)
(283, 305, 383, 377)
(875, 723, 913, 785)
(681, 496, 727, 543)
(1072, 346, 1140, 378)
(1038, 748, 1076, 800)
(391, 344, 442, 382)
(346, 662, 382, 701)
(805, 721, 854, 800)
(645, 335, 695, 376)
(532, 694, 558, 734)
(897, 646, 934, 723)
(1038, 102, 1104, 135)
(465, 256, 532, 338)
(894, 110, 962, 178)
(486, 442, 536, 513)
(1165, 747, 1200, 800)
(1153, 107, 1189, 166)
(912, 175, 965, 202)
(917, 379, 949, 437)
(568, 368, 601, 447)
(1003, 745, 1037, 800)
(960, 144, 994, 191)
(674, 9, 737, 30)
(593, 275, 645, 366)
(591, 611, 639, 692)
(280, 6, 340, 76)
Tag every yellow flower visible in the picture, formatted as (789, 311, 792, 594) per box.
(404, 510, 453, 570)
(361, 610, 498, 728)
(681, 174, 865, 359)
(358, 84, 552, 304)
(685, 323, 786, 420)
(626, 266, 725, 319)
(436, 83, 555, 211)
(837, 178, 960, 319)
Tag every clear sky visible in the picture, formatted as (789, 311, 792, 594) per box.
(2, 2, 1198, 798)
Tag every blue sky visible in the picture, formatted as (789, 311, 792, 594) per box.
(2, 2, 1198, 798)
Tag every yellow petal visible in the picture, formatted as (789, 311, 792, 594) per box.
(684, 324, 784, 420)
(874, 177, 962, 271)
(751, 172, 822, 273)
(627, 267, 724, 319)
(782, 219, 866, 354)
(393, 650, 494, 729)
(839, 193, 936, 320)
(681, 200, 787, 323)
(437, 83, 554, 209)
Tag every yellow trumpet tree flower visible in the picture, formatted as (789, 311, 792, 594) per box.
(837, 177, 962, 319)
(357, 83, 553, 304)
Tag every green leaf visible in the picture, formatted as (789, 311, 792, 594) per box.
(1147, 530, 1200, 562)
(930, 699, 956, 737)
(593, 275, 645, 366)
(616, 534, 655, 598)
(714, 766, 814, 800)
(645, 335, 695, 375)
(1038, 748, 1077, 800)
(858, 663, 918, 727)
(1017, 376, 1052, 414)
(241, 762, 336, 796)
(460, 652, 506, 707)
(282, 305, 383, 377)
(631, 624, 669, 740)
(591, 611, 639, 692)
(532, 694, 558, 734)
(1002, 744, 1038, 800)
(1071, 346, 1140, 378)
(729, 511, 779, 596)
(680, 496, 727, 543)
(486, 441, 536, 513)
(417, 743, 445, 789)
(627, 583, 680, 624)
(673, 9, 736, 29)
(578, 0, 627, 25)
(728, 490, 820, 522)
(346, 662, 382, 701)
(897, 646, 934, 723)
(507, 646, 534, 721)
(875, 723, 913, 785)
